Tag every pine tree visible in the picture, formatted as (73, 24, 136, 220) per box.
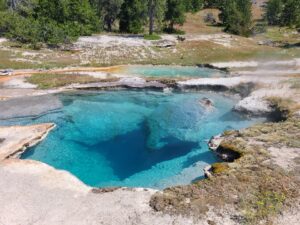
(119, 0, 147, 33)
(220, 0, 253, 36)
(92, 0, 124, 32)
(0, 0, 100, 45)
(185, 0, 204, 13)
(165, 0, 186, 31)
(280, 0, 300, 27)
(204, 0, 224, 8)
(266, 0, 284, 25)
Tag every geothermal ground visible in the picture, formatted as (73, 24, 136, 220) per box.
(0, 59, 299, 224)
(0, 10, 299, 224)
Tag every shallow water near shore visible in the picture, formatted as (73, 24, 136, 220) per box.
(3, 90, 263, 189)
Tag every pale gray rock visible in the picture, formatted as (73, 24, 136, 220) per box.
(234, 96, 272, 116)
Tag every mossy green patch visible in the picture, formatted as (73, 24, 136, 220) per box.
(144, 34, 162, 40)
(26, 73, 118, 89)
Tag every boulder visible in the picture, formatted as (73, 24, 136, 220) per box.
(234, 96, 272, 116)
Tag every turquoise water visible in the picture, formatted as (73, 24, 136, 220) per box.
(7, 91, 263, 189)
(122, 65, 225, 78)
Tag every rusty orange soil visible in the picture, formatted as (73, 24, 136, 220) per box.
(0, 76, 11, 84)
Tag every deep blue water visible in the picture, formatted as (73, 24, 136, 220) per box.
(6, 90, 263, 189)
(122, 65, 225, 78)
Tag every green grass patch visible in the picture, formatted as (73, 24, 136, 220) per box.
(26, 73, 117, 89)
(264, 27, 300, 45)
(144, 34, 162, 40)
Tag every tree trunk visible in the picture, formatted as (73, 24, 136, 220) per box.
(105, 16, 113, 32)
(149, 0, 155, 35)
(107, 20, 112, 32)
(9, 0, 17, 10)
(169, 21, 174, 31)
(108, 23, 112, 32)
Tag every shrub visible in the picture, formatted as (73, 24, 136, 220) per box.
(266, 0, 284, 25)
(0, 0, 100, 46)
(220, 0, 253, 37)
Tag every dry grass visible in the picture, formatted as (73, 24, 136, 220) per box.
(0, 47, 79, 70)
(0, 50, 36, 69)
(178, 9, 222, 34)
(211, 163, 229, 174)
(83, 39, 300, 69)
(141, 38, 299, 65)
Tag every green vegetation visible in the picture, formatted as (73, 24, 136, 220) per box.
(119, 0, 147, 33)
(266, 0, 284, 25)
(0, 0, 298, 68)
(220, 0, 253, 36)
(264, 27, 300, 44)
(0, 0, 298, 45)
(0, 0, 6, 10)
(26, 73, 117, 89)
(204, 0, 223, 8)
(0, 0, 206, 44)
(148, 0, 167, 35)
(164, 0, 186, 31)
(185, 0, 204, 13)
(281, 0, 300, 27)
(91, 0, 124, 32)
(0, 0, 99, 47)
(266, 0, 300, 28)
(144, 34, 162, 40)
